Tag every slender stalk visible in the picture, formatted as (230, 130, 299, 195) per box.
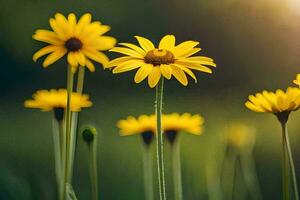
(62, 66, 74, 200)
(240, 153, 263, 200)
(281, 122, 290, 200)
(52, 117, 62, 199)
(155, 78, 166, 200)
(171, 141, 183, 200)
(89, 137, 98, 200)
(223, 148, 238, 200)
(68, 67, 85, 181)
(143, 145, 154, 200)
(281, 122, 299, 200)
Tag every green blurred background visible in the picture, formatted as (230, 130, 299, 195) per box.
(1, 0, 300, 199)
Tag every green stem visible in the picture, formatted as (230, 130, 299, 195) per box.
(89, 138, 98, 200)
(224, 148, 238, 200)
(155, 78, 166, 200)
(282, 122, 299, 200)
(68, 67, 85, 181)
(62, 66, 74, 200)
(52, 116, 62, 199)
(143, 145, 154, 200)
(171, 141, 183, 200)
(240, 153, 263, 200)
(281, 122, 290, 200)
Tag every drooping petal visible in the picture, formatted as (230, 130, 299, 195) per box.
(74, 51, 86, 66)
(148, 67, 161, 88)
(134, 64, 153, 83)
(106, 56, 133, 68)
(175, 61, 212, 73)
(178, 65, 197, 83)
(160, 64, 172, 79)
(159, 35, 175, 50)
(33, 30, 64, 45)
(33, 45, 62, 61)
(170, 65, 188, 86)
(42, 48, 67, 67)
(112, 60, 145, 73)
(134, 36, 155, 51)
(85, 59, 95, 72)
(67, 52, 78, 67)
(83, 49, 109, 66)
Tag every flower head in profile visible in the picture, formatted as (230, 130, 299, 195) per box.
(226, 123, 256, 151)
(293, 74, 300, 87)
(117, 115, 156, 145)
(162, 113, 204, 143)
(245, 87, 300, 122)
(106, 35, 216, 88)
(33, 13, 116, 72)
(24, 89, 92, 112)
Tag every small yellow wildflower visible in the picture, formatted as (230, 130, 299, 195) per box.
(245, 87, 300, 122)
(293, 74, 300, 87)
(24, 89, 92, 112)
(106, 35, 216, 88)
(33, 13, 116, 72)
(226, 123, 256, 151)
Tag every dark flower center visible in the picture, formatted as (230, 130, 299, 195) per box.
(65, 37, 83, 52)
(141, 131, 154, 146)
(165, 130, 178, 144)
(144, 49, 175, 66)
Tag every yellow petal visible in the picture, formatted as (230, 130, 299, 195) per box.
(180, 57, 216, 67)
(171, 65, 188, 86)
(179, 48, 201, 58)
(67, 52, 78, 67)
(134, 64, 153, 83)
(75, 52, 86, 66)
(54, 13, 72, 37)
(112, 60, 144, 73)
(172, 41, 199, 57)
(159, 35, 175, 50)
(85, 59, 95, 72)
(119, 43, 146, 55)
(33, 45, 61, 61)
(179, 65, 197, 83)
(75, 13, 92, 37)
(68, 13, 77, 34)
(87, 36, 116, 50)
(109, 47, 144, 58)
(134, 36, 155, 51)
(33, 30, 63, 45)
(83, 49, 109, 66)
(49, 18, 68, 40)
(175, 61, 212, 73)
(160, 64, 172, 79)
(148, 67, 161, 88)
(106, 56, 133, 68)
(42, 48, 67, 67)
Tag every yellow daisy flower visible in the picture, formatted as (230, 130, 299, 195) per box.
(162, 113, 204, 143)
(162, 113, 204, 135)
(226, 123, 256, 151)
(106, 35, 216, 88)
(293, 73, 300, 87)
(117, 115, 156, 136)
(117, 115, 156, 145)
(33, 13, 116, 72)
(245, 87, 300, 122)
(24, 89, 92, 112)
